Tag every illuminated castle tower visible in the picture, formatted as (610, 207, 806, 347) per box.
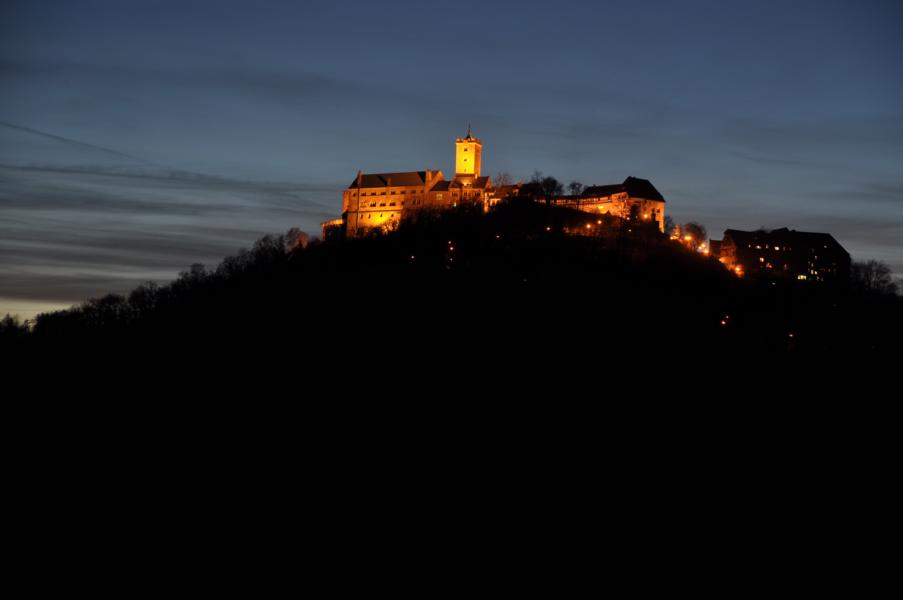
(321, 128, 493, 238)
(454, 126, 482, 185)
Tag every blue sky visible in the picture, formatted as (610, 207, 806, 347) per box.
(2, 0, 902, 319)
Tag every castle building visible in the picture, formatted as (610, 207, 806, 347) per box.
(713, 228, 850, 281)
(551, 177, 667, 233)
(323, 130, 492, 238)
(322, 130, 667, 237)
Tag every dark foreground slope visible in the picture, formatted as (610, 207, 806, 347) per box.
(4, 200, 901, 379)
(6, 201, 896, 567)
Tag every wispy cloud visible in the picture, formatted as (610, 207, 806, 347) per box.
(0, 123, 340, 318)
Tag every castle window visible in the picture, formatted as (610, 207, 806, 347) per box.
(389, 202, 396, 206)
(369, 203, 376, 207)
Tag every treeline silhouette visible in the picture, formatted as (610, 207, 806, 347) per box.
(3, 198, 901, 375)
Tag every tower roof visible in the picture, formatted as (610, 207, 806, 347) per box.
(456, 126, 480, 143)
(582, 176, 665, 202)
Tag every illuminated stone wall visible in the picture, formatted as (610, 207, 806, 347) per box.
(557, 194, 666, 232)
(455, 137, 481, 178)
(344, 172, 443, 237)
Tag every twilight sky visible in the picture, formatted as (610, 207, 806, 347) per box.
(2, 0, 902, 319)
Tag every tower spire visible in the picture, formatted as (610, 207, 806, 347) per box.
(467, 123, 472, 138)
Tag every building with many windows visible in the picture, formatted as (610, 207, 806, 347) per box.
(713, 228, 850, 281)
(323, 130, 492, 238)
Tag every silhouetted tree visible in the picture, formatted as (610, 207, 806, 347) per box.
(518, 171, 545, 201)
(628, 203, 641, 222)
(180, 263, 207, 281)
(682, 222, 707, 248)
(0, 314, 29, 338)
(285, 228, 310, 252)
(664, 215, 676, 237)
(567, 181, 584, 197)
(82, 294, 129, 330)
(851, 260, 898, 295)
(128, 281, 160, 317)
(538, 176, 563, 206)
(494, 171, 513, 188)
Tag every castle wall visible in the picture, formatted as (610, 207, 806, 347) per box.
(344, 175, 442, 236)
(556, 194, 665, 232)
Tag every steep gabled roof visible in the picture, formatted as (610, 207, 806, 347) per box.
(472, 176, 491, 189)
(430, 180, 451, 192)
(581, 183, 622, 198)
(348, 171, 432, 189)
(581, 176, 666, 202)
(448, 175, 491, 190)
(724, 228, 849, 257)
(622, 176, 665, 201)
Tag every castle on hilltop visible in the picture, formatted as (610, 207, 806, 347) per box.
(322, 130, 667, 237)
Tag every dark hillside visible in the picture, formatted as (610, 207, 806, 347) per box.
(4, 200, 900, 380)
